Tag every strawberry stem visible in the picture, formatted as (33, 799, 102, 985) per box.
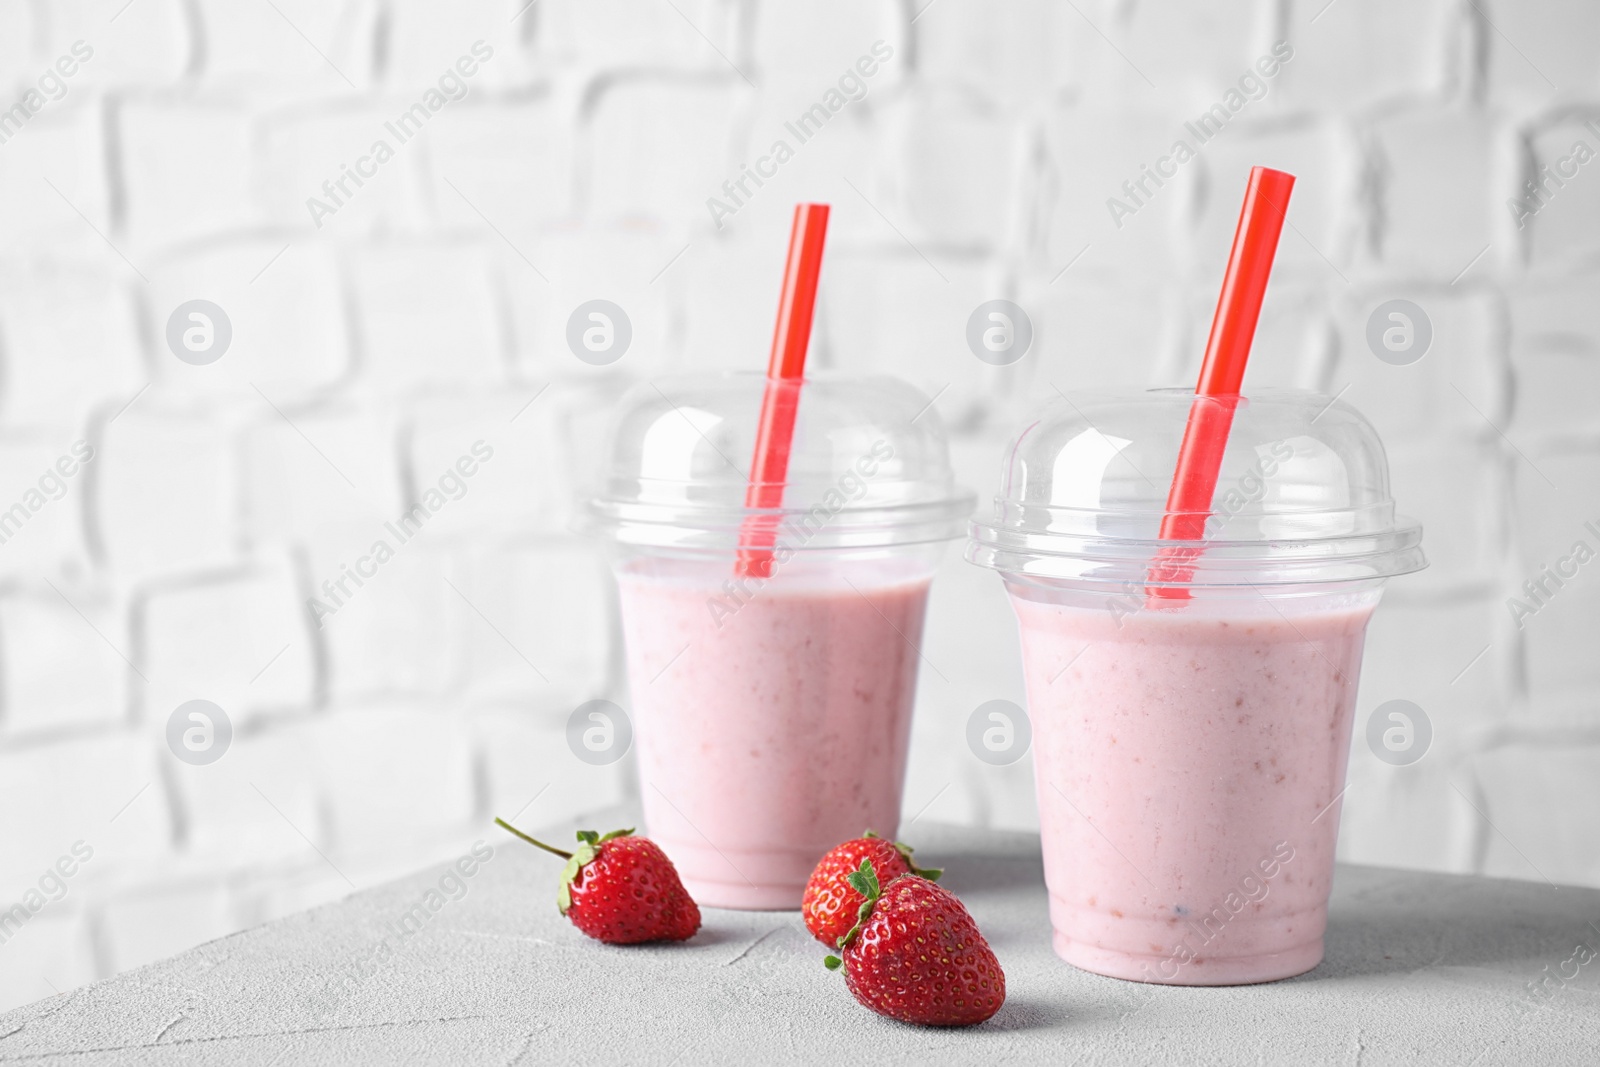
(494, 817, 573, 859)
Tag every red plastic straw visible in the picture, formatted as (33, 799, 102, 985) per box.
(1147, 167, 1295, 601)
(736, 203, 831, 579)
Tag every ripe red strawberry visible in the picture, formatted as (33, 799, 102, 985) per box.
(824, 861, 1004, 1026)
(495, 818, 699, 944)
(803, 831, 941, 947)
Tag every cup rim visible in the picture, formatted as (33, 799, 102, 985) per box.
(966, 514, 1427, 587)
(589, 492, 977, 551)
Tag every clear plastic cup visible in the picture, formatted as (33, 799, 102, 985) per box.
(968, 388, 1425, 984)
(589, 372, 973, 909)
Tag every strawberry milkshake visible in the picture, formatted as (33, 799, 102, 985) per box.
(1013, 591, 1376, 983)
(968, 386, 1426, 984)
(618, 558, 930, 908)
(592, 371, 973, 911)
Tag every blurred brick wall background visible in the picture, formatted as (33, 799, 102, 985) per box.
(0, 0, 1596, 1011)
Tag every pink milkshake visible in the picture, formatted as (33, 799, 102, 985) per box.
(969, 387, 1425, 984)
(592, 371, 973, 910)
(618, 559, 930, 908)
(1014, 591, 1375, 983)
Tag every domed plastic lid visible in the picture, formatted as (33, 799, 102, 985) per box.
(967, 388, 1426, 587)
(590, 372, 974, 552)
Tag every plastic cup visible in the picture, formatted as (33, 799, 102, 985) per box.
(590, 372, 972, 909)
(968, 388, 1425, 984)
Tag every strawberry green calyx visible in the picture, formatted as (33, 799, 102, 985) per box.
(861, 830, 943, 882)
(494, 818, 635, 915)
(823, 858, 882, 969)
(556, 829, 634, 913)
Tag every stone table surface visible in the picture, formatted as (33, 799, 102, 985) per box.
(2, 810, 1598, 1066)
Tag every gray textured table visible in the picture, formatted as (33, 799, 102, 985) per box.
(2, 812, 1597, 1066)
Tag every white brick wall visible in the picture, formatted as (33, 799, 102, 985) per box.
(0, 0, 1596, 1012)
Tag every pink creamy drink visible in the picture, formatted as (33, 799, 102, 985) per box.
(1013, 593, 1375, 984)
(592, 372, 972, 911)
(618, 560, 929, 909)
(968, 387, 1425, 984)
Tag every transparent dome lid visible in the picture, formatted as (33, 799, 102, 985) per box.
(967, 388, 1426, 587)
(589, 372, 974, 552)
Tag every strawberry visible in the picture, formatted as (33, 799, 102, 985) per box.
(802, 831, 941, 948)
(824, 860, 1004, 1027)
(495, 817, 700, 944)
